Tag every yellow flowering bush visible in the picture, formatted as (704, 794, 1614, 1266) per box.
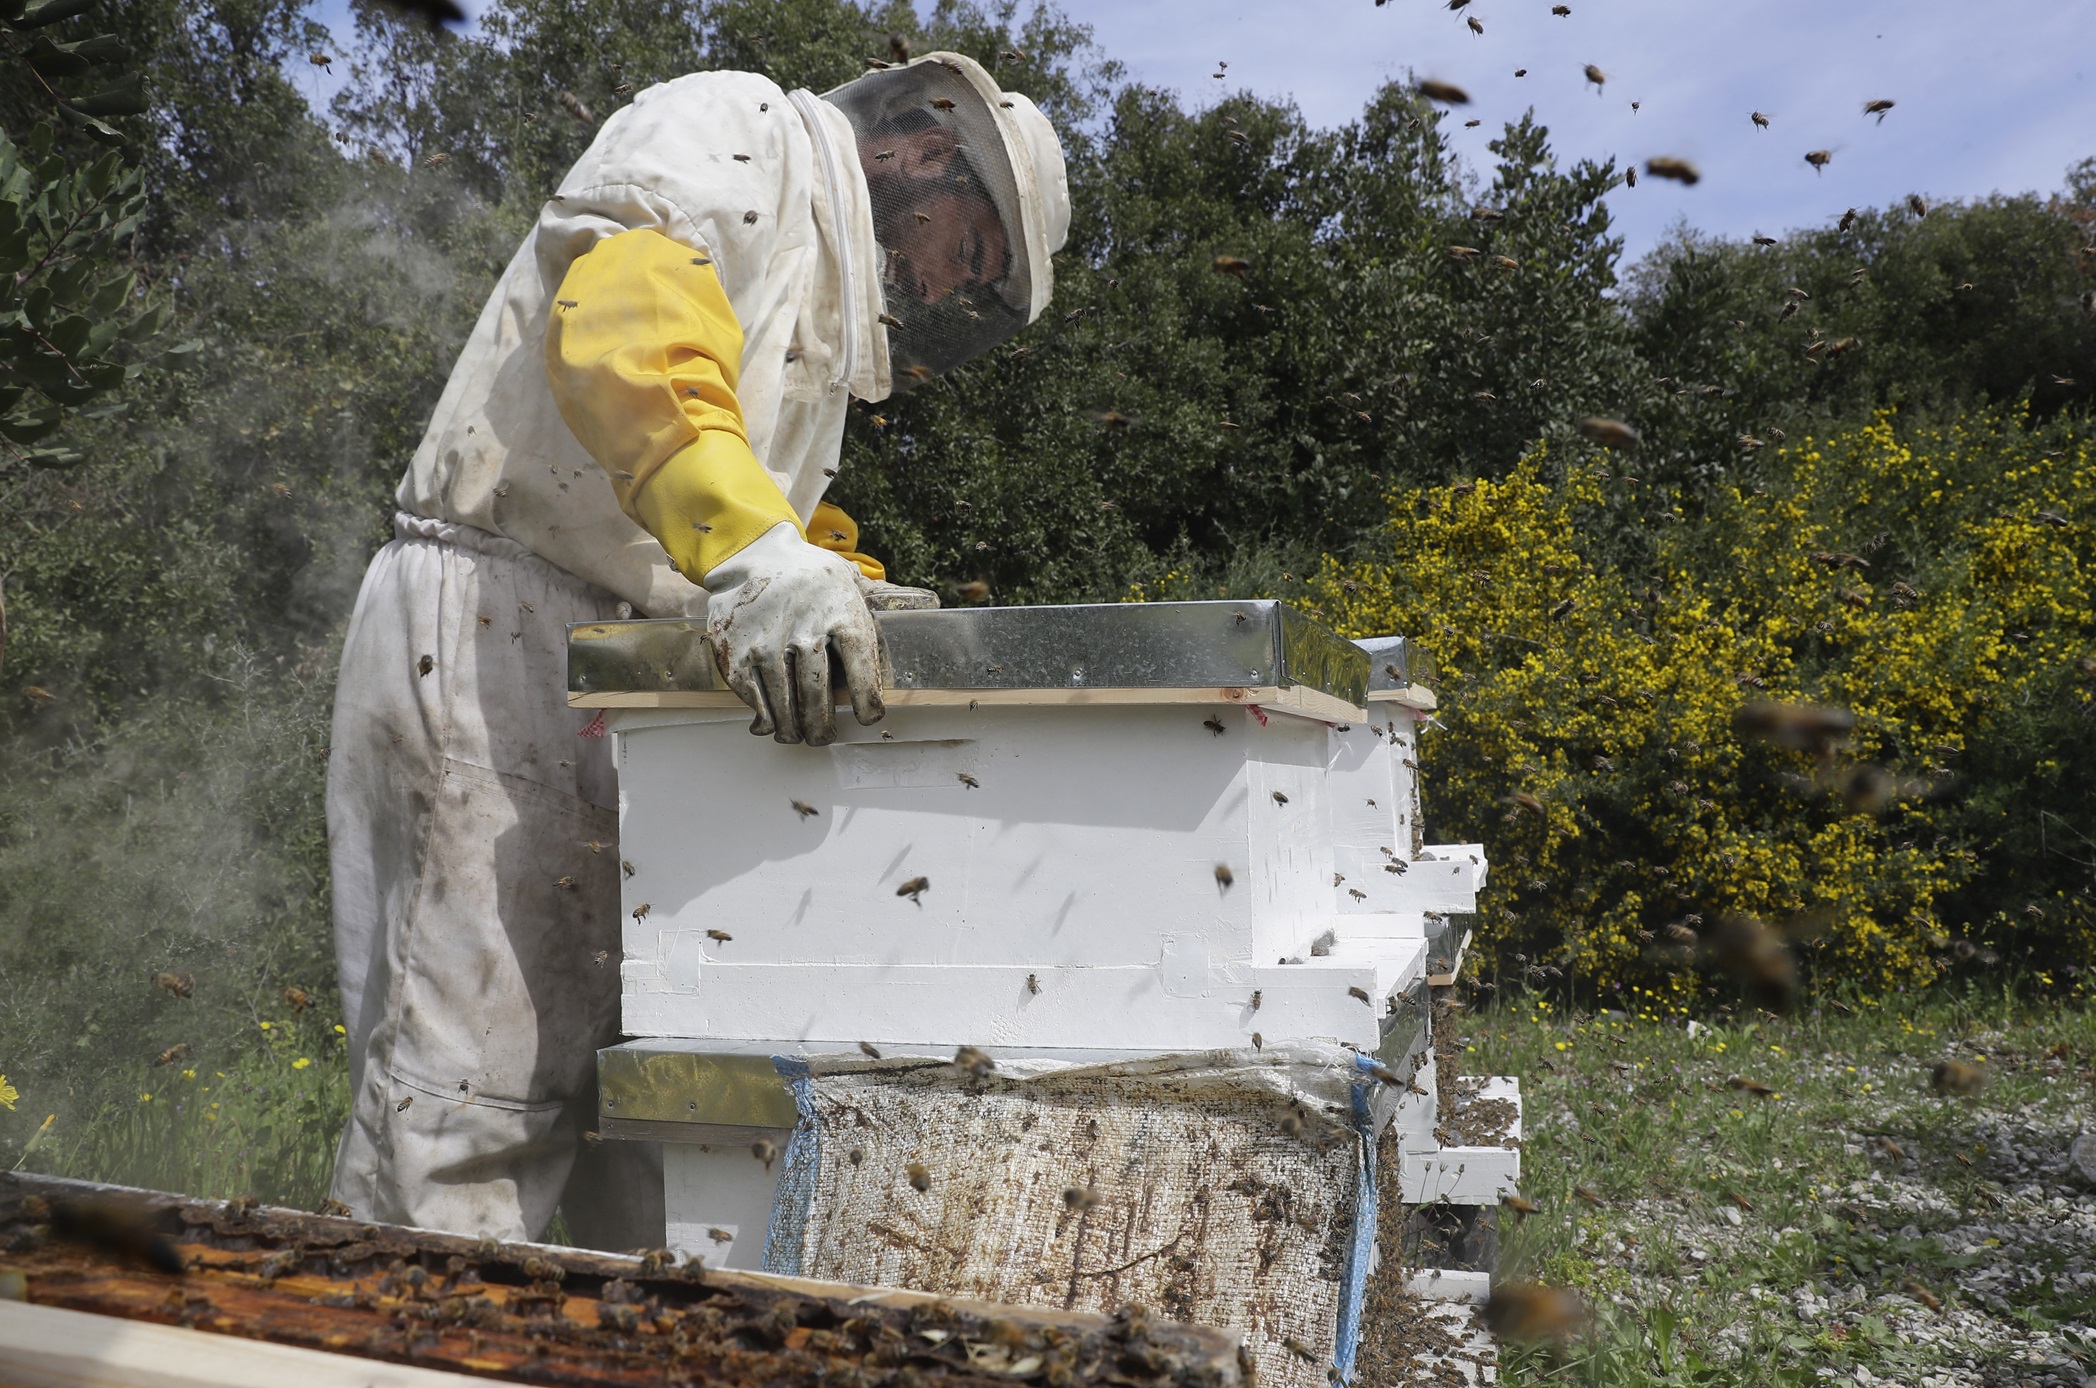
(1308, 411, 2093, 1001)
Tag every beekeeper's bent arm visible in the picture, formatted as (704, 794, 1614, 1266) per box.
(545, 226, 801, 580)
(545, 226, 883, 745)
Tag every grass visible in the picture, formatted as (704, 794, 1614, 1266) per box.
(1463, 982, 2096, 1386)
(16, 1010, 349, 1209)
(12, 979, 2095, 1386)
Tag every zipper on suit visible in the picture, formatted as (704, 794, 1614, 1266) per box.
(789, 89, 859, 395)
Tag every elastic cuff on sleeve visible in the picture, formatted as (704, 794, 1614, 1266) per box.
(629, 434, 802, 580)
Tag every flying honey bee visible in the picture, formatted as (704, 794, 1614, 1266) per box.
(1873, 1134, 1906, 1162)
(1583, 64, 1606, 90)
(1249, 989, 1262, 1011)
(1348, 888, 1367, 901)
(1573, 1186, 1604, 1209)
(1483, 1283, 1576, 1350)
(1271, 791, 1290, 806)
(1706, 913, 1797, 1012)
(1862, 98, 1895, 123)
(954, 1045, 995, 1077)
(1901, 1278, 1942, 1313)
(1576, 416, 1639, 449)
(1063, 1186, 1097, 1212)
(897, 875, 930, 903)
(1348, 986, 1373, 1005)
(1499, 1193, 1540, 1219)
(554, 875, 577, 891)
(1727, 1076, 1777, 1098)
(906, 1161, 932, 1191)
(1214, 864, 1235, 893)
(632, 902, 651, 921)
(417, 654, 434, 677)
(1212, 255, 1251, 278)
(1281, 1337, 1317, 1363)
(152, 971, 194, 1000)
(1725, 1189, 1754, 1211)
(281, 986, 312, 1013)
(752, 1138, 778, 1170)
(556, 90, 593, 124)
(706, 929, 733, 943)
(1446, 244, 1481, 261)
(957, 773, 979, 789)
(1466, 15, 1483, 33)
(1733, 699, 1854, 756)
(1751, 110, 1769, 129)
(857, 1041, 882, 1060)
(957, 580, 991, 603)
(743, 210, 759, 225)
(1416, 79, 1470, 105)
(396, 1095, 414, 1113)
(1250, 1031, 1263, 1050)
(1930, 1059, 1985, 1095)
(1644, 156, 1699, 186)
(152, 1042, 191, 1067)
(1805, 149, 1832, 173)
(1204, 715, 1226, 736)
(1508, 790, 1546, 816)
(1907, 194, 1928, 218)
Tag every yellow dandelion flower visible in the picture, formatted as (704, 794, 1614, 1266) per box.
(292, 1057, 312, 1070)
(0, 1074, 17, 1111)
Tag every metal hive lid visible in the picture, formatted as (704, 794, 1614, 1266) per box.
(569, 600, 1371, 707)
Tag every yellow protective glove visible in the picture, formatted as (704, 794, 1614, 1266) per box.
(544, 227, 802, 580)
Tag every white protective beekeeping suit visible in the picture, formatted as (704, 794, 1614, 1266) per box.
(328, 57, 1067, 1243)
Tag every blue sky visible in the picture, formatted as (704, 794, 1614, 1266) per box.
(310, 0, 2094, 265)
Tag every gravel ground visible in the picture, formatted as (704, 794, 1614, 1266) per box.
(1451, 1004, 2096, 1386)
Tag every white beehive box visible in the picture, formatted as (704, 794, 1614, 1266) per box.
(570, 604, 1514, 1291)
(574, 604, 1467, 1054)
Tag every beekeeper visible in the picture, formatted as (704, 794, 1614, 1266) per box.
(326, 54, 1068, 1246)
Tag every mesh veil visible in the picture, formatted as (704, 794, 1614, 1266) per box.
(822, 57, 1038, 388)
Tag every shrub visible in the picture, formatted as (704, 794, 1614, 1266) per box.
(1309, 411, 2093, 1006)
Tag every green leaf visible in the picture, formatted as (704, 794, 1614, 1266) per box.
(12, 0, 100, 27)
(65, 75, 146, 118)
(22, 31, 127, 76)
(55, 105, 124, 144)
(0, 395, 63, 442)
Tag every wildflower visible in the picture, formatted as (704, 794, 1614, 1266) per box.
(292, 1057, 312, 1070)
(0, 1074, 16, 1111)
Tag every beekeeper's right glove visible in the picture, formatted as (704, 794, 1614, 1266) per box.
(701, 522, 884, 747)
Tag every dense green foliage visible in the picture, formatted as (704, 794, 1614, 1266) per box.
(0, 0, 2090, 1169)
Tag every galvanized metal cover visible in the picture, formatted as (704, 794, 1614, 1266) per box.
(1354, 634, 1436, 691)
(569, 601, 1370, 706)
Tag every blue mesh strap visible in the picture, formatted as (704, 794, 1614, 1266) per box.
(1331, 1054, 1384, 1383)
(761, 1057, 818, 1275)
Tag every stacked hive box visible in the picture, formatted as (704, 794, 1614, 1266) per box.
(570, 604, 1519, 1376)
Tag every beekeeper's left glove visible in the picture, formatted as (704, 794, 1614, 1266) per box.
(703, 522, 884, 746)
